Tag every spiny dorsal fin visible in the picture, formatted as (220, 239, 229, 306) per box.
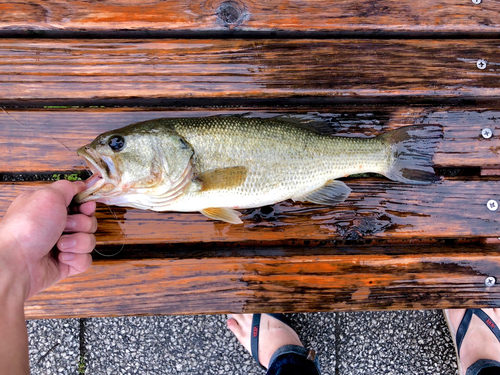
(295, 180, 352, 206)
(201, 207, 243, 224)
(209, 113, 338, 134)
(198, 166, 248, 191)
(271, 114, 338, 135)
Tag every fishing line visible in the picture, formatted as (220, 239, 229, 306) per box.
(92, 204, 124, 257)
(0, 107, 80, 159)
(93, 245, 124, 258)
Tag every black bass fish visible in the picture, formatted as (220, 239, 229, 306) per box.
(75, 116, 442, 224)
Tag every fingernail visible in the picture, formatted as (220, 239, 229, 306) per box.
(61, 253, 75, 261)
(65, 217, 77, 230)
(59, 238, 76, 250)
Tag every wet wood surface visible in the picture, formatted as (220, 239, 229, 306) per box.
(1, 0, 500, 317)
(24, 245, 500, 319)
(0, 107, 499, 173)
(0, 39, 499, 104)
(0, 0, 499, 35)
(1, 178, 499, 244)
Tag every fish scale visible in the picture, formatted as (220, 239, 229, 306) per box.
(75, 116, 442, 224)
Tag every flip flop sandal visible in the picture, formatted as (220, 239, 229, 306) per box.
(444, 309, 500, 375)
(250, 313, 296, 370)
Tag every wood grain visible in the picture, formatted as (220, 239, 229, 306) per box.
(0, 39, 498, 104)
(0, 0, 499, 34)
(0, 108, 499, 173)
(1, 179, 499, 244)
(1, 1, 499, 318)
(24, 246, 500, 319)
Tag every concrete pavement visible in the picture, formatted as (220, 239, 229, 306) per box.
(27, 310, 458, 375)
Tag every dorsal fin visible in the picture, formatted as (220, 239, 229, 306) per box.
(270, 114, 339, 135)
(209, 113, 339, 135)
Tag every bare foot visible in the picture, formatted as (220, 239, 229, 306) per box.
(227, 314, 303, 369)
(445, 309, 500, 373)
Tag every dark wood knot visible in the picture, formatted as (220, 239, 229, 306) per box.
(342, 229, 364, 241)
(215, 1, 249, 28)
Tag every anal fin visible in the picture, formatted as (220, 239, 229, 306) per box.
(201, 207, 243, 224)
(296, 180, 352, 206)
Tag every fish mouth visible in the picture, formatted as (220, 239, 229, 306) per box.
(75, 146, 117, 203)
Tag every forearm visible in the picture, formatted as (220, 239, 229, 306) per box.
(0, 298, 29, 375)
(0, 243, 30, 375)
(0, 181, 96, 375)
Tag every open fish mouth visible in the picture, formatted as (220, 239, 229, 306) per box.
(75, 146, 117, 203)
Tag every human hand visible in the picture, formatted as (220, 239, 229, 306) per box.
(0, 180, 97, 300)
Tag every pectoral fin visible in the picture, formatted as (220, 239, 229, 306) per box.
(201, 207, 243, 224)
(198, 166, 248, 192)
(296, 180, 352, 206)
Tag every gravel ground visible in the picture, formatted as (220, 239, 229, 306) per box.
(27, 319, 80, 375)
(27, 310, 458, 375)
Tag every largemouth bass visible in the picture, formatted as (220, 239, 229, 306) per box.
(75, 116, 442, 224)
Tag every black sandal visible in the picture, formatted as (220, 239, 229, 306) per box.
(445, 309, 500, 375)
(250, 313, 295, 369)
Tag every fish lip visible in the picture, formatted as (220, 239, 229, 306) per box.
(75, 146, 115, 203)
(78, 147, 102, 175)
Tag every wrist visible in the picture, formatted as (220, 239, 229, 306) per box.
(0, 265, 27, 313)
(0, 235, 30, 304)
(0, 239, 29, 375)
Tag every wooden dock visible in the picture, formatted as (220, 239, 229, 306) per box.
(0, 0, 498, 319)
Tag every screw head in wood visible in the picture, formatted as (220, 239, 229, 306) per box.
(485, 277, 496, 287)
(487, 200, 499, 211)
(477, 59, 487, 69)
(482, 128, 493, 139)
(472, 0, 482, 4)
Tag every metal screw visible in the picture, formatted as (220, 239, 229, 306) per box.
(477, 59, 487, 69)
(486, 276, 496, 287)
(472, 0, 482, 4)
(487, 200, 499, 211)
(482, 128, 493, 139)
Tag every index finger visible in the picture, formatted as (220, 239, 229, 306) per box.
(49, 180, 87, 207)
(69, 201, 96, 216)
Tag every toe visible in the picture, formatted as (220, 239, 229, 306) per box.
(227, 317, 241, 334)
(227, 314, 253, 352)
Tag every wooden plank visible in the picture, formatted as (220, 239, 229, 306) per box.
(482, 168, 500, 176)
(0, 39, 498, 104)
(1, 0, 499, 35)
(0, 108, 499, 173)
(24, 245, 500, 319)
(1, 179, 499, 244)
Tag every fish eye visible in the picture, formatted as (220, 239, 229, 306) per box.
(108, 135, 126, 152)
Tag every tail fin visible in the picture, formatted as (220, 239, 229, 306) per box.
(380, 125, 443, 184)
